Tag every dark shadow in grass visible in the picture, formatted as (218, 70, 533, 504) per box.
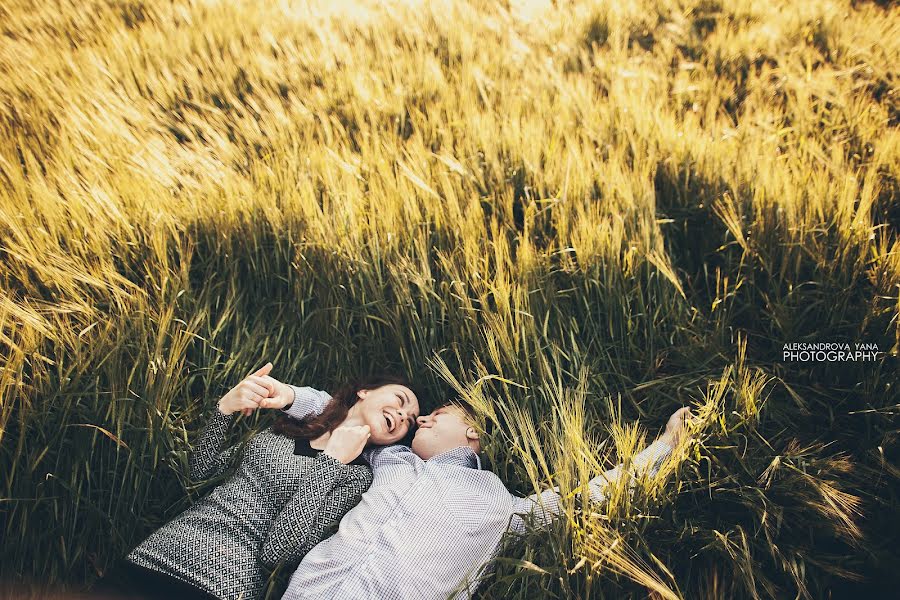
(649, 147, 900, 597)
(652, 158, 734, 316)
(653, 153, 896, 439)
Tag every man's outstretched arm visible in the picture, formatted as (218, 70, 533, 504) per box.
(508, 407, 692, 533)
(279, 385, 332, 421)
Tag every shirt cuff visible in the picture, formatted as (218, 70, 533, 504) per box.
(281, 385, 331, 420)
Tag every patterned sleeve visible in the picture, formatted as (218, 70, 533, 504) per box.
(259, 454, 373, 569)
(188, 385, 329, 481)
(509, 439, 673, 533)
(188, 407, 238, 481)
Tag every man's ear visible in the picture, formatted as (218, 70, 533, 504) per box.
(465, 427, 480, 441)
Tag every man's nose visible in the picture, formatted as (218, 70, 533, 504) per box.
(416, 415, 429, 426)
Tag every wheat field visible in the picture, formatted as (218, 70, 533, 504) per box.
(1, 0, 898, 598)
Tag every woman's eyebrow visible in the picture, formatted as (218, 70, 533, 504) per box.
(397, 391, 415, 419)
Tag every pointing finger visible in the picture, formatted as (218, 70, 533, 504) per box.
(249, 362, 273, 378)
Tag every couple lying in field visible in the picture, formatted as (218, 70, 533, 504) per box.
(102, 362, 693, 600)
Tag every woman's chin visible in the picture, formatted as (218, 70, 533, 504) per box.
(366, 418, 389, 441)
(371, 433, 392, 445)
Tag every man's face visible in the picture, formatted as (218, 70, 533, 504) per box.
(411, 404, 479, 460)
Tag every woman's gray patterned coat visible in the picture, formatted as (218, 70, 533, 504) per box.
(126, 386, 372, 600)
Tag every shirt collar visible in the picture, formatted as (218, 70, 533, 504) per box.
(427, 445, 482, 469)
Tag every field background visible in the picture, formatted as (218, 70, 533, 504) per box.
(1, 0, 898, 598)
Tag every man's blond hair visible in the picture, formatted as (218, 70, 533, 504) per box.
(438, 399, 477, 423)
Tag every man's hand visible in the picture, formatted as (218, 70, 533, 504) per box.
(322, 425, 371, 464)
(659, 406, 695, 447)
(255, 377, 295, 411)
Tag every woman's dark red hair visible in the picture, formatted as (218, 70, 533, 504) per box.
(271, 373, 419, 444)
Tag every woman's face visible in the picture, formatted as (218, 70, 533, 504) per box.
(355, 384, 420, 444)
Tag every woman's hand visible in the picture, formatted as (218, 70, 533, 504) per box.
(658, 406, 695, 447)
(218, 362, 278, 416)
(322, 425, 371, 464)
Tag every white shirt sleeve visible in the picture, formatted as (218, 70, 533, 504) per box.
(281, 385, 332, 421)
(508, 438, 674, 533)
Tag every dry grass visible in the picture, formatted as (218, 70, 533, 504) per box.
(1, 0, 898, 598)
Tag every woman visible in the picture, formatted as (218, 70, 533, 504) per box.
(101, 361, 420, 600)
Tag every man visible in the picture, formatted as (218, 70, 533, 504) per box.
(278, 392, 692, 600)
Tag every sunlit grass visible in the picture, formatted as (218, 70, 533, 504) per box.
(1, 0, 898, 598)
